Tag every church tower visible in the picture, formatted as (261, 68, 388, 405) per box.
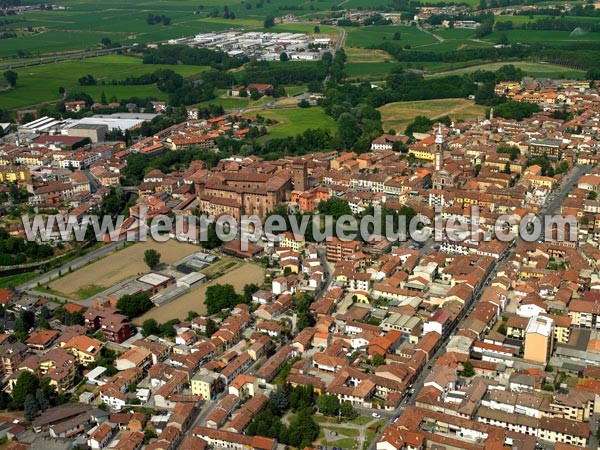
(292, 161, 308, 191)
(434, 123, 444, 173)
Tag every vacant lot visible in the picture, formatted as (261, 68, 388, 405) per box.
(48, 240, 199, 299)
(1, 55, 209, 110)
(379, 98, 487, 133)
(258, 107, 337, 139)
(133, 261, 265, 323)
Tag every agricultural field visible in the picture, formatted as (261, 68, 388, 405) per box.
(133, 261, 265, 322)
(345, 61, 400, 79)
(429, 61, 586, 79)
(345, 47, 395, 63)
(0, 55, 209, 110)
(378, 98, 487, 133)
(483, 29, 600, 45)
(45, 240, 200, 300)
(2, 0, 340, 58)
(344, 25, 439, 49)
(258, 107, 338, 139)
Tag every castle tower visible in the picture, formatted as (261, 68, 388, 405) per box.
(434, 123, 444, 173)
(292, 161, 308, 191)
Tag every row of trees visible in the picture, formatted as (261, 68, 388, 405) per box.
(0, 227, 53, 266)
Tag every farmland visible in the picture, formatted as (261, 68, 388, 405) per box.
(1, 0, 340, 58)
(0, 55, 209, 110)
(378, 99, 487, 133)
(429, 61, 586, 79)
(483, 29, 600, 45)
(257, 107, 338, 139)
(344, 25, 439, 49)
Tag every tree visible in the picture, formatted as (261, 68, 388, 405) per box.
(203, 222, 223, 249)
(249, 88, 261, 101)
(279, 52, 289, 62)
(264, 15, 275, 28)
(372, 353, 386, 367)
(392, 31, 401, 40)
(142, 318, 160, 337)
(588, 191, 598, 200)
(243, 283, 259, 301)
(270, 388, 289, 414)
(314, 25, 320, 33)
(12, 371, 40, 409)
(144, 249, 161, 269)
(340, 401, 356, 419)
(298, 99, 310, 108)
(24, 394, 38, 421)
(117, 293, 153, 319)
(317, 394, 340, 416)
(35, 388, 49, 411)
(460, 360, 475, 377)
(205, 318, 218, 337)
(3, 70, 17, 87)
(101, 37, 112, 48)
(205, 284, 245, 314)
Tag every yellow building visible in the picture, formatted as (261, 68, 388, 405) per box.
(279, 232, 306, 252)
(191, 369, 221, 400)
(0, 166, 30, 183)
(62, 335, 103, 367)
(524, 316, 554, 364)
(409, 148, 435, 162)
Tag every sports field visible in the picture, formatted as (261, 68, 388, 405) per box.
(258, 107, 338, 139)
(0, 55, 209, 110)
(133, 261, 265, 322)
(378, 99, 487, 133)
(46, 240, 199, 300)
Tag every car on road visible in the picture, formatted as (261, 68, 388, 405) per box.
(372, 412, 381, 418)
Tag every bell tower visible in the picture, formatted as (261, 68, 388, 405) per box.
(292, 161, 308, 191)
(434, 123, 444, 173)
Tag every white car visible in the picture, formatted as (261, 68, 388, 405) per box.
(372, 412, 381, 418)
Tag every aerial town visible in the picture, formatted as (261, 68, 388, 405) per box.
(1, 0, 600, 449)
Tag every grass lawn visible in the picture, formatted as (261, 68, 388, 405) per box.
(258, 107, 337, 139)
(0, 271, 38, 289)
(0, 55, 209, 110)
(379, 98, 487, 133)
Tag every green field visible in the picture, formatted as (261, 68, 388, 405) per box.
(379, 98, 487, 133)
(483, 29, 600, 45)
(258, 107, 337, 139)
(428, 61, 586, 79)
(344, 25, 439, 48)
(0, 55, 209, 110)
